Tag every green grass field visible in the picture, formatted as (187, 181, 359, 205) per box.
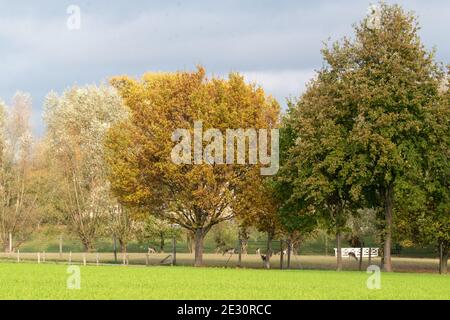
(0, 262, 449, 300)
(0, 252, 444, 273)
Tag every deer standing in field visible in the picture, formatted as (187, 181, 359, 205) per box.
(223, 248, 236, 256)
(348, 252, 358, 261)
(260, 254, 272, 269)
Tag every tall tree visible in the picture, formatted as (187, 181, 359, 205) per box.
(44, 85, 127, 252)
(395, 68, 449, 274)
(276, 67, 357, 271)
(273, 114, 318, 262)
(0, 93, 41, 251)
(105, 67, 279, 266)
(341, 3, 445, 271)
(281, 3, 445, 272)
(430, 68, 450, 274)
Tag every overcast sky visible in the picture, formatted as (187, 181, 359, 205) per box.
(0, 0, 448, 135)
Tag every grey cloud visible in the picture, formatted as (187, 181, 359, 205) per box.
(0, 0, 448, 135)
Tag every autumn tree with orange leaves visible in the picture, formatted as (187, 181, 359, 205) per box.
(105, 67, 279, 266)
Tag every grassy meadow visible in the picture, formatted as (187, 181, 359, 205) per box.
(0, 262, 449, 300)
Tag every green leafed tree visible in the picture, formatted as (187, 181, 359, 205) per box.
(136, 215, 182, 253)
(279, 2, 446, 272)
(341, 3, 445, 271)
(277, 81, 356, 271)
(395, 67, 449, 274)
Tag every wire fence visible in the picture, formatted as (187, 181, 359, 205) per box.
(2, 235, 296, 254)
(0, 233, 442, 273)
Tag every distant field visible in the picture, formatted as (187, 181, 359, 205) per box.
(0, 262, 449, 300)
(0, 252, 444, 273)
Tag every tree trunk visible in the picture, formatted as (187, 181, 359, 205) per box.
(82, 239, 95, 253)
(359, 244, 364, 271)
(292, 242, 299, 256)
(113, 236, 118, 263)
(2, 233, 12, 253)
(239, 227, 249, 255)
(383, 185, 394, 272)
(439, 241, 449, 275)
(160, 233, 165, 253)
(280, 240, 284, 270)
(172, 236, 177, 266)
(119, 239, 127, 254)
(237, 238, 242, 268)
(287, 239, 292, 269)
(379, 238, 385, 269)
(264, 232, 273, 269)
(296, 241, 302, 269)
(336, 230, 343, 272)
(187, 232, 193, 253)
(194, 228, 205, 267)
(241, 238, 248, 255)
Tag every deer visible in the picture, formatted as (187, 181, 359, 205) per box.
(260, 254, 272, 269)
(348, 252, 358, 261)
(222, 248, 236, 256)
(148, 247, 157, 254)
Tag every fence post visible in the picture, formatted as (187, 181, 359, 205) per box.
(113, 237, 118, 263)
(83, 253, 87, 266)
(172, 237, 177, 266)
(37, 252, 41, 264)
(280, 240, 284, 270)
(9, 232, 12, 254)
(43, 251, 46, 263)
(69, 251, 72, 265)
(287, 240, 292, 269)
(59, 235, 63, 258)
(96, 253, 99, 266)
(359, 246, 363, 271)
(146, 253, 149, 266)
(368, 247, 372, 265)
(237, 237, 242, 268)
(17, 250, 20, 263)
